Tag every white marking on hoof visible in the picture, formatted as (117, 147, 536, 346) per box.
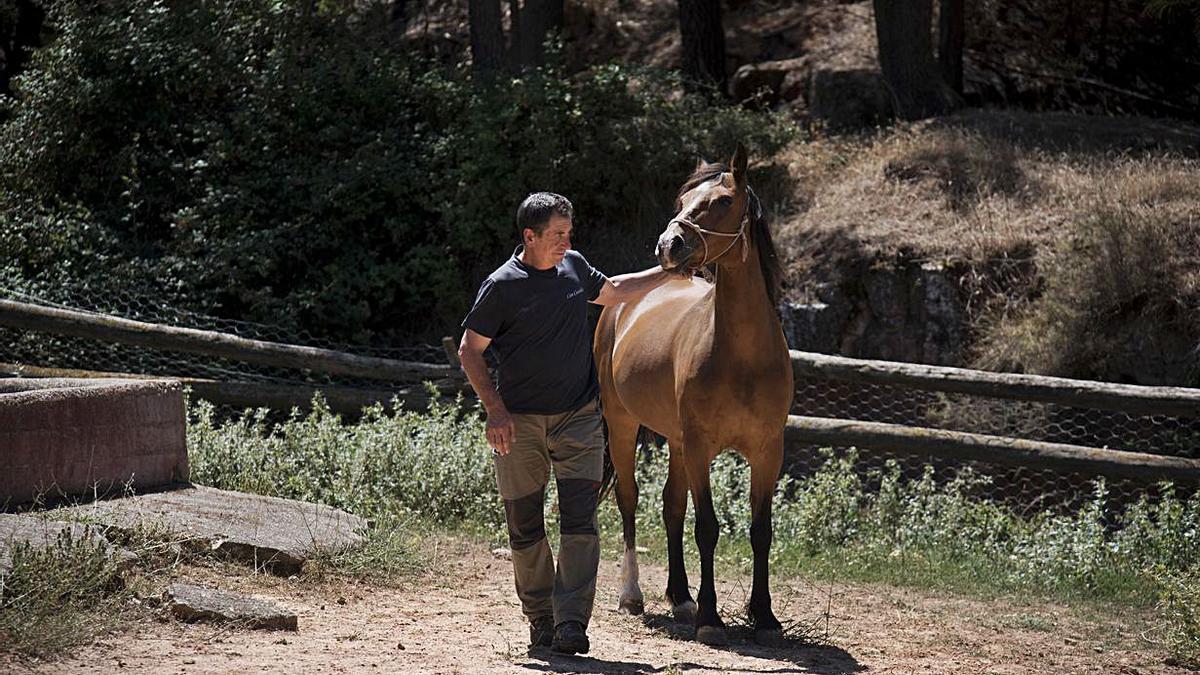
(695, 625, 728, 646)
(671, 600, 697, 624)
(755, 627, 786, 647)
(618, 548, 643, 614)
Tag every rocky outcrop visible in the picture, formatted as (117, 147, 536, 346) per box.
(782, 261, 966, 366)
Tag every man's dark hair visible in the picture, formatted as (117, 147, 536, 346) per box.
(516, 192, 574, 237)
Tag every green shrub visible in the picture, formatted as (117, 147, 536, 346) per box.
(188, 396, 1200, 605)
(187, 394, 504, 529)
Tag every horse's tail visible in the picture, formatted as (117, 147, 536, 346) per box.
(598, 417, 616, 502)
(598, 423, 658, 503)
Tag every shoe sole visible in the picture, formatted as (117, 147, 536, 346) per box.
(551, 636, 590, 655)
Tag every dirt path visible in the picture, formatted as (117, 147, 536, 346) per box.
(17, 541, 1185, 674)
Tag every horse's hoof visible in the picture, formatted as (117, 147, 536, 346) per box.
(695, 625, 728, 646)
(671, 601, 697, 624)
(755, 628, 787, 647)
(618, 596, 644, 615)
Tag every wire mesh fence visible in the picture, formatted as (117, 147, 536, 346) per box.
(789, 377, 1200, 511)
(2, 282, 1198, 510)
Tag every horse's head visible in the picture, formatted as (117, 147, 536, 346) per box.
(656, 143, 751, 274)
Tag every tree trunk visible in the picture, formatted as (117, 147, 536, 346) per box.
(1098, 0, 1111, 73)
(1, 0, 45, 95)
(468, 0, 506, 79)
(507, 0, 522, 72)
(517, 0, 563, 69)
(937, 0, 964, 94)
(678, 0, 727, 95)
(874, 0, 962, 120)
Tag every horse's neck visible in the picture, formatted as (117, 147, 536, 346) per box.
(711, 242, 780, 361)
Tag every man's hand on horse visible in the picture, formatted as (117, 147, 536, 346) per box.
(486, 406, 517, 455)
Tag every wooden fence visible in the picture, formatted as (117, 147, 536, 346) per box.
(3, 297, 1200, 484)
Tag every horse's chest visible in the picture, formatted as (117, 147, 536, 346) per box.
(682, 363, 792, 432)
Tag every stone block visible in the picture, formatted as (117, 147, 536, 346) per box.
(0, 378, 188, 506)
(166, 582, 297, 630)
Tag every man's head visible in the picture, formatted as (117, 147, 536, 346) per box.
(517, 192, 574, 268)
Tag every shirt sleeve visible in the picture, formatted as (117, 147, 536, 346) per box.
(461, 278, 506, 338)
(575, 252, 608, 302)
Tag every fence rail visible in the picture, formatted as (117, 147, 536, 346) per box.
(791, 350, 1200, 418)
(4, 297, 1200, 487)
(0, 299, 456, 384)
(785, 415, 1200, 483)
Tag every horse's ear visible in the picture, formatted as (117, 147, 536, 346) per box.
(731, 142, 748, 181)
(695, 156, 708, 172)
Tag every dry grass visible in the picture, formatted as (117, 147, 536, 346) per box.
(769, 109, 1200, 381)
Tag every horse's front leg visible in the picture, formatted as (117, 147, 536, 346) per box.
(663, 438, 696, 623)
(748, 434, 785, 646)
(683, 439, 727, 645)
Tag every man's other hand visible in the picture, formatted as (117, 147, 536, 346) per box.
(486, 405, 517, 455)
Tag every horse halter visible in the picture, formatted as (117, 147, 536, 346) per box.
(668, 185, 758, 273)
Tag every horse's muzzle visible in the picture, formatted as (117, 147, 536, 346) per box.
(655, 233, 693, 272)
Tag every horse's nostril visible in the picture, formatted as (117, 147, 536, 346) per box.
(669, 235, 687, 256)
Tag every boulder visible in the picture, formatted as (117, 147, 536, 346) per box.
(808, 68, 894, 131)
(730, 57, 809, 107)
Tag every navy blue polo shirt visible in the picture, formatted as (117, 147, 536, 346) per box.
(462, 246, 608, 415)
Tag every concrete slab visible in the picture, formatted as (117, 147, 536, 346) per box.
(61, 485, 366, 575)
(166, 583, 298, 630)
(0, 512, 132, 571)
(0, 378, 188, 506)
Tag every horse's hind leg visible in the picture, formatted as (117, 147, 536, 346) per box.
(606, 408, 644, 614)
(663, 438, 696, 622)
(748, 435, 785, 646)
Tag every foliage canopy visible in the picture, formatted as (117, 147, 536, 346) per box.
(0, 0, 793, 343)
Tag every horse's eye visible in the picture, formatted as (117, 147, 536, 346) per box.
(717, 196, 734, 207)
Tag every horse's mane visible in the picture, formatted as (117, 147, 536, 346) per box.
(675, 161, 783, 307)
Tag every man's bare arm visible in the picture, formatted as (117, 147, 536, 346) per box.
(592, 266, 681, 306)
(457, 329, 516, 455)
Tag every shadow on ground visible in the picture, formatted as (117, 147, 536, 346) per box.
(518, 610, 862, 674)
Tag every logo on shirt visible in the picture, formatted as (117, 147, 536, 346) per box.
(566, 289, 583, 300)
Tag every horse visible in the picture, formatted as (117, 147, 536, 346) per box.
(593, 143, 793, 647)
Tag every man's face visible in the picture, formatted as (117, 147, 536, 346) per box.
(526, 214, 573, 265)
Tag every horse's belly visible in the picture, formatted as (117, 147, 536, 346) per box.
(607, 278, 711, 438)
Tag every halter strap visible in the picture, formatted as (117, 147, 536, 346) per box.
(668, 191, 752, 269)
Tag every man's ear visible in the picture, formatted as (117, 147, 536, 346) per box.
(522, 227, 535, 244)
(730, 142, 748, 182)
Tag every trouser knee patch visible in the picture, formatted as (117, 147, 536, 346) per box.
(558, 478, 600, 536)
(504, 489, 545, 550)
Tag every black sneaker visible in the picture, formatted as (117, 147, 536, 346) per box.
(551, 621, 590, 655)
(529, 615, 554, 648)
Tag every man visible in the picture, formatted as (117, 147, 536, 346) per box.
(457, 192, 679, 655)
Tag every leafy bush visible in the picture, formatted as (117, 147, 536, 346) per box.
(190, 396, 1200, 607)
(187, 394, 503, 529)
(0, 0, 795, 343)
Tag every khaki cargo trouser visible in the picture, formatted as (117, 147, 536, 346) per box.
(494, 398, 604, 628)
